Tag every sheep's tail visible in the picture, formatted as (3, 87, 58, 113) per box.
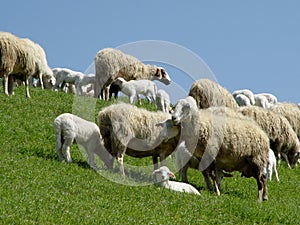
(53, 118, 64, 161)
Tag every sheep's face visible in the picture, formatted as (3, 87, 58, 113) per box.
(172, 100, 192, 124)
(288, 150, 300, 168)
(153, 166, 175, 183)
(154, 67, 171, 85)
(156, 119, 180, 141)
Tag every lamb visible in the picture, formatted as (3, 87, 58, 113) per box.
(256, 93, 278, 105)
(0, 32, 53, 98)
(94, 48, 171, 100)
(153, 166, 200, 195)
(53, 113, 113, 170)
(254, 94, 272, 109)
(270, 102, 300, 141)
(76, 73, 95, 96)
(232, 89, 255, 105)
(113, 77, 157, 104)
(189, 79, 238, 109)
(267, 149, 280, 182)
(238, 106, 300, 168)
(52, 67, 84, 93)
(156, 89, 171, 112)
(161, 96, 269, 201)
(234, 94, 252, 106)
(97, 103, 180, 176)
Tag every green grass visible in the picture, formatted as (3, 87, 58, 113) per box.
(0, 87, 299, 224)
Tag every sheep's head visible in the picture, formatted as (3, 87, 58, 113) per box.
(153, 166, 175, 184)
(288, 148, 300, 168)
(156, 119, 180, 142)
(172, 96, 197, 125)
(154, 67, 171, 85)
(114, 77, 126, 87)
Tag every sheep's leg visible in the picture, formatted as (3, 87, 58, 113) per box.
(117, 151, 125, 176)
(56, 135, 64, 161)
(256, 170, 268, 202)
(129, 95, 135, 104)
(62, 138, 73, 163)
(104, 86, 110, 101)
(180, 165, 189, 183)
(281, 153, 291, 169)
(273, 165, 280, 182)
(24, 78, 31, 98)
(8, 75, 15, 95)
(202, 170, 214, 192)
(39, 73, 44, 89)
(3, 75, 9, 96)
(152, 156, 159, 170)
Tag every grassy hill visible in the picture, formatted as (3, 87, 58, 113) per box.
(0, 87, 299, 224)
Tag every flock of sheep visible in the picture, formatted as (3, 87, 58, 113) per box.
(1, 32, 300, 202)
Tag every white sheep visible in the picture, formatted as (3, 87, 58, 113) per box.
(94, 48, 171, 100)
(53, 113, 113, 169)
(161, 96, 269, 202)
(76, 73, 95, 96)
(98, 103, 180, 176)
(267, 149, 280, 182)
(254, 94, 272, 109)
(52, 68, 84, 93)
(0, 32, 53, 98)
(234, 94, 252, 106)
(232, 89, 255, 105)
(113, 77, 157, 104)
(156, 89, 171, 112)
(153, 166, 200, 195)
(256, 93, 278, 105)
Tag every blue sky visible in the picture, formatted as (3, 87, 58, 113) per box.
(1, 0, 299, 103)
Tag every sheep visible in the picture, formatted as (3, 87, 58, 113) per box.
(238, 106, 300, 168)
(52, 67, 84, 93)
(267, 149, 279, 182)
(270, 102, 300, 141)
(94, 48, 171, 100)
(53, 113, 113, 170)
(256, 93, 278, 105)
(97, 103, 180, 176)
(113, 77, 157, 104)
(234, 94, 252, 106)
(156, 89, 171, 112)
(254, 94, 272, 109)
(161, 96, 269, 202)
(153, 166, 200, 195)
(76, 73, 95, 96)
(189, 79, 238, 109)
(0, 32, 52, 98)
(232, 89, 255, 105)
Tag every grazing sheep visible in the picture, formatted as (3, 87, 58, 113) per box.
(254, 94, 272, 109)
(156, 89, 171, 112)
(270, 102, 300, 141)
(113, 77, 157, 104)
(238, 106, 300, 168)
(52, 68, 84, 93)
(267, 149, 280, 182)
(94, 48, 171, 100)
(232, 89, 255, 105)
(256, 93, 278, 105)
(76, 73, 95, 96)
(162, 96, 269, 201)
(189, 79, 238, 109)
(97, 103, 180, 176)
(53, 113, 113, 169)
(0, 32, 52, 98)
(153, 166, 200, 195)
(234, 94, 252, 106)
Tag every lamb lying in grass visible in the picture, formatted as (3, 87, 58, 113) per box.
(53, 113, 113, 169)
(153, 166, 200, 195)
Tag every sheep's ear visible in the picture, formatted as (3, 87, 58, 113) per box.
(155, 68, 161, 78)
(168, 171, 176, 179)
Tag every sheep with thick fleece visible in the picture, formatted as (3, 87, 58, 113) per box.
(97, 103, 180, 176)
(162, 96, 269, 201)
(53, 113, 113, 169)
(52, 68, 84, 93)
(232, 89, 255, 105)
(238, 106, 300, 168)
(189, 79, 238, 109)
(267, 149, 279, 182)
(94, 48, 171, 100)
(153, 166, 200, 195)
(113, 77, 157, 104)
(0, 32, 52, 97)
(156, 89, 171, 112)
(270, 102, 300, 141)
(234, 94, 252, 106)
